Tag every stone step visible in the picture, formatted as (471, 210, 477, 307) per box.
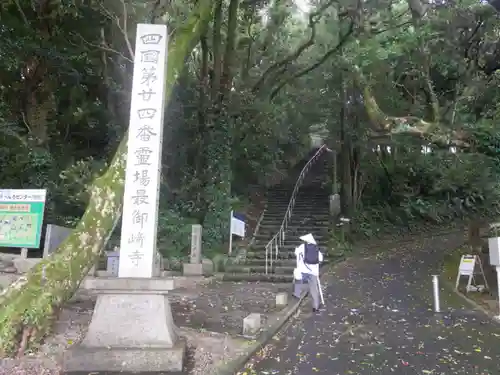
(239, 259, 296, 267)
(261, 222, 331, 229)
(261, 213, 330, 219)
(254, 236, 328, 244)
(261, 216, 331, 222)
(222, 273, 294, 283)
(264, 208, 329, 214)
(246, 251, 297, 260)
(256, 231, 328, 238)
(265, 197, 329, 203)
(266, 194, 329, 199)
(255, 235, 329, 242)
(264, 205, 329, 211)
(257, 222, 330, 229)
(256, 225, 330, 232)
(225, 265, 294, 274)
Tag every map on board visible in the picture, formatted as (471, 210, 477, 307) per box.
(0, 189, 46, 248)
(0, 206, 39, 247)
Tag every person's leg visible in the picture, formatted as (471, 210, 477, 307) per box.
(307, 273, 320, 311)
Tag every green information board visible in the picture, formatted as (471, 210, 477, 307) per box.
(0, 189, 47, 248)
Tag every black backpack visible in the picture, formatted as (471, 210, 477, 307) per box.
(303, 243, 320, 265)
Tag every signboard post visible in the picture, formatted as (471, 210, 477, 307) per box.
(455, 254, 488, 292)
(0, 189, 47, 250)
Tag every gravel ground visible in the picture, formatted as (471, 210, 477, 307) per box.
(0, 277, 288, 375)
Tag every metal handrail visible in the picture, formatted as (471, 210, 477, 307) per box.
(265, 144, 328, 274)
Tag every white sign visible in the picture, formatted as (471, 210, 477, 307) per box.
(455, 254, 488, 292)
(230, 211, 245, 238)
(0, 189, 46, 202)
(458, 255, 475, 275)
(118, 24, 168, 278)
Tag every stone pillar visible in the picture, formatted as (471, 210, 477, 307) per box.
(63, 24, 184, 374)
(329, 193, 341, 217)
(43, 224, 72, 258)
(183, 224, 203, 275)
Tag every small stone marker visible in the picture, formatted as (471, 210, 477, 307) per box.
(276, 292, 288, 307)
(106, 251, 120, 277)
(183, 224, 203, 276)
(43, 224, 72, 258)
(190, 224, 202, 263)
(329, 194, 340, 216)
(243, 313, 261, 337)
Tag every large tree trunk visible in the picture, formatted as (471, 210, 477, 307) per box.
(0, 0, 214, 357)
(201, 0, 240, 247)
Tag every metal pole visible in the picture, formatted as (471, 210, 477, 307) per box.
(333, 151, 338, 194)
(265, 245, 268, 275)
(432, 275, 441, 313)
(228, 210, 233, 255)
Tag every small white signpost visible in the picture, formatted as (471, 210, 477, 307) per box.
(118, 24, 168, 278)
(455, 254, 488, 293)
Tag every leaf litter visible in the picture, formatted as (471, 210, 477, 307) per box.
(239, 232, 500, 375)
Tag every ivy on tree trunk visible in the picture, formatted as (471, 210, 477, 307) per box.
(0, 0, 214, 357)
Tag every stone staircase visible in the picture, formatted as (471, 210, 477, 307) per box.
(223, 149, 331, 282)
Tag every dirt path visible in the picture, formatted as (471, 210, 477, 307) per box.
(241, 232, 500, 375)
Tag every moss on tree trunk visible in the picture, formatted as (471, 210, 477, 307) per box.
(0, 0, 213, 357)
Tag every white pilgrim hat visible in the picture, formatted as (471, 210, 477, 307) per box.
(299, 233, 316, 245)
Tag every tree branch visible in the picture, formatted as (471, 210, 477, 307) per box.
(269, 20, 354, 100)
(13, 0, 29, 26)
(346, 62, 468, 146)
(252, 0, 341, 93)
(97, 0, 135, 60)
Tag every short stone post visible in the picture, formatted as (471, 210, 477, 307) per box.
(276, 292, 288, 307)
(243, 313, 261, 337)
(183, 224, 203, 275)
(20, 248, 28, 259)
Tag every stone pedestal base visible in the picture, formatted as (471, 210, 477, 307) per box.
(183, 263, 203, 276)
(63, 283, 185, 373)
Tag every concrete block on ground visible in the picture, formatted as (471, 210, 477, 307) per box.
(0, 273, 20, 289)
(12, 258, 41, 273)
(62, 292, 185, 373)
(276, 292, 288, 307)
(202, 258, 214, 275)
(183, 263, 204, 276)
(243, 313, 261, 337)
